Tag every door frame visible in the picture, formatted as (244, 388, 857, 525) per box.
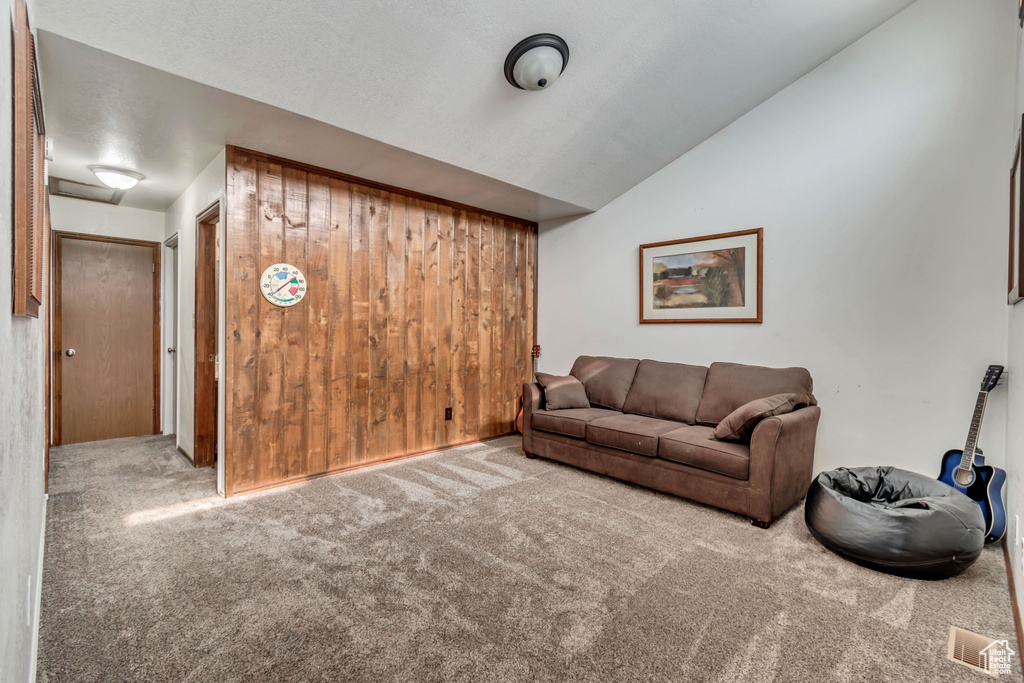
(163, 233, 179, 438)
(193, 201, 220, 468)
(52, 231, 162, 446)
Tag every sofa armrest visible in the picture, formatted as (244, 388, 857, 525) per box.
(747, 405, 821, 522)
(522, 383, 543, 455)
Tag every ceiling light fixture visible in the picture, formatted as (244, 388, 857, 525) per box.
(89, 166, 144, 190)
(504, 34, 569, 91)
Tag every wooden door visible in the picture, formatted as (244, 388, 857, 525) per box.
(193, 206, 218, 467)
(55, 234, 160, 445)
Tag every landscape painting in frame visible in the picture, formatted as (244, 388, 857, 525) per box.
(639, 228, 763, 323)
(1010, 123, 1024, 305)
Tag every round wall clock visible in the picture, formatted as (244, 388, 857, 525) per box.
(260, 263, 307, 307)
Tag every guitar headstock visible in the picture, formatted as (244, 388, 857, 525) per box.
(981, 364, 1005, 392)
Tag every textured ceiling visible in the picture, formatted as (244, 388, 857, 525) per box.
(38, 32, 588, 219)
(34, 0, 917, 218)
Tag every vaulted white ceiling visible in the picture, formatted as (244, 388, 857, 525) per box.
(38, 32, 590, 220)
(34, 0, 917, 220)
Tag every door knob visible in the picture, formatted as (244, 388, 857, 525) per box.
(167, 347, 176, 353)
(65, 349, 75, 357)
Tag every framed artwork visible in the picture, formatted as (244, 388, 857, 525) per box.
(1010, 125, 1023, 305)
(12, 0, 46, 317)
(639, 228, 762, 324)
(1019, 0, 1023, 27)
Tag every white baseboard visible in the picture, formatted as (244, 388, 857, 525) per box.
(27, 493, 47, 683)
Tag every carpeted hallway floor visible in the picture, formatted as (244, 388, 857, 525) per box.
(37, 435, 1021, 682)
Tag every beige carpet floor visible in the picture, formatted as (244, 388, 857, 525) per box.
(37, 434, 1021, 682)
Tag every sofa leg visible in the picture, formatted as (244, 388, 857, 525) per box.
(751, 519, 771, 529)
(524, 452, 537, 459)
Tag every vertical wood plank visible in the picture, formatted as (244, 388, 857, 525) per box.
(349, 186, 371, 464)
(256, 162, 285, 486)
(477, 216, 493, 439)
(305, 173, 330, 475)
(225, 150, 259, 494)
(516, 223, 530, 407)
(490, 221, 506, 437)
(404, 199, 424, 453)
(281, 167, 309, 479)
(327, 180, 352, 470)
(465, 214, 481, 439)
(366, 190, 390, 462)
(421, 202, 439, 448)
(436, 204, 453, 446)
(386, 196, 407, 458)
(491, 220, 502, 435)
(503, 223, 518, 432)
(451, 210, 468, 441)
(527, 226, 537, 388)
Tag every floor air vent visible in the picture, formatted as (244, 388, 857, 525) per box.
(947, 626, 1002, 677)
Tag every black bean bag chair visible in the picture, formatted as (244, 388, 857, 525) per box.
(805, 467, 985, 580)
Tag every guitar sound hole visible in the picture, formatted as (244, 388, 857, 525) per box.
(955, 469, 973, 486)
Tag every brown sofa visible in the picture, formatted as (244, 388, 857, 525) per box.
(521, 356, 821, 527)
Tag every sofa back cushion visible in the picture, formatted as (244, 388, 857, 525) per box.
(569, 356, 640, 411)
(622, 360, 708, 424)
(695, 362, 813, 426)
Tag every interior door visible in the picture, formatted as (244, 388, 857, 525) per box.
(57, 235, 160, 444)
(194, 208, 218, 467)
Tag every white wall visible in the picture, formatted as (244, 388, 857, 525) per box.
(539, 0, 1015, 479)
(1004, 3, 1024, 629)
(1, 2, 48, 681)
(163, 150, 225, 491)
(49, 195, 165, 242)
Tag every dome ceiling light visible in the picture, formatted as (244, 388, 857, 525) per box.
(504, 34, 569, 91)
(89, 166, 144, 190)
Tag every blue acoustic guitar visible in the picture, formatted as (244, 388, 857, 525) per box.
(938, 364, 1007, 544)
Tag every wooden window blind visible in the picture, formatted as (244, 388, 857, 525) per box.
(12, 0, 46, 318)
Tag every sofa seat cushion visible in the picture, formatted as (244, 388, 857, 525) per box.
(659, 425, 751, 480)
(586, 414, 685, 457)
(695, 362, 814, 426)
(622, 359, 708, 424)
(570, 356, 641, 411)
(532, 407, 621, 439)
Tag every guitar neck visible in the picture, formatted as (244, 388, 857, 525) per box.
(959, 390, 988, 470)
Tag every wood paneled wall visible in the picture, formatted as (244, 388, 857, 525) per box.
(224, 148, 536, 495)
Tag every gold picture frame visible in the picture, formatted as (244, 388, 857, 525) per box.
(639, 228, 763, 324)
(1010, 123, 1023, 305)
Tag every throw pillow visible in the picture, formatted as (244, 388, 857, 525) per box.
(536, 373, 590, 411)
(712, 392, 816, 442)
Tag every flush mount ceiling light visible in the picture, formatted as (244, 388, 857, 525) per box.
(504, 33, 569, 91)
(89, 166, 144, 190)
